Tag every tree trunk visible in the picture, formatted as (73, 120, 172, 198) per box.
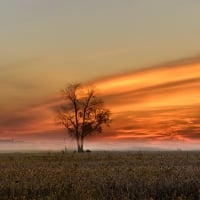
(80, 136, 84, 152)
(77, 138, 84, 153)
(78, 145, 84, 152)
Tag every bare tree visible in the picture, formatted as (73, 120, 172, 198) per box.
(56, 83, 111, 152)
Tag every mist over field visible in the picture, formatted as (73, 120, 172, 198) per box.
(0, 139, 200, 153)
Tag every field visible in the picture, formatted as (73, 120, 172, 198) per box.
(0, 151, 200, 200)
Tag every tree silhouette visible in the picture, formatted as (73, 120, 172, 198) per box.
(56, 83, 111, 152)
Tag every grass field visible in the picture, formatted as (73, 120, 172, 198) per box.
(0, 151, 200, 200)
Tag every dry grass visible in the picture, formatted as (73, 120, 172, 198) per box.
(0, 151, 200, 200)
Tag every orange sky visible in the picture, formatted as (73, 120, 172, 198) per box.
(0, 58, 200, 150)
(1, 2, 200, 151)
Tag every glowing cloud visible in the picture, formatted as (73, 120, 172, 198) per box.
(92, 61, 200, 146)
(0, 57, 200, 150)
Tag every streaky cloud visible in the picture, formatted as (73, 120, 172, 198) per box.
(0, 56, 200, 149)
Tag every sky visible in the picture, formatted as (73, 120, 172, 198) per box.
(0, 1, 200, 151)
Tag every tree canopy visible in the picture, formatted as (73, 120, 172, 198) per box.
(56, 83, 111, 152)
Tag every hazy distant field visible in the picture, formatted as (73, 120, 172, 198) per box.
(0, 151, 200, 200)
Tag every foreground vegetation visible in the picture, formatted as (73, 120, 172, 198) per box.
(0, 151, 200, 200)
